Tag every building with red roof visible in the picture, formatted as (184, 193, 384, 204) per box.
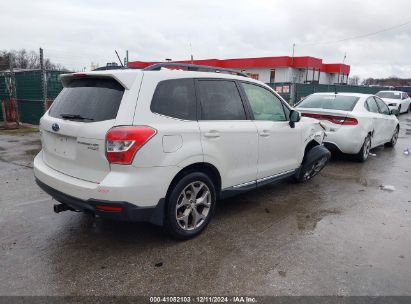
(128, 56, 350, 85)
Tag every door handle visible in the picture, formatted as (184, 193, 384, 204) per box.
(260, 130, 271, 137)
(204, 130, 220, 138)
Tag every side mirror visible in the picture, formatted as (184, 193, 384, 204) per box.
(289, 110, 301, 128)
(390, 109, 399, 116)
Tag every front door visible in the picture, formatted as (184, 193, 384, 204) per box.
(240, 82, 301, 180)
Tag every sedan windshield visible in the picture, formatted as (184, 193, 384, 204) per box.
(296, 94, 359, 111)
(376, 92, 401, 99)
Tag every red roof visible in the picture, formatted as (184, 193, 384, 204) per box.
(321, 63, 350, 75)
(128, 56, 349, 75)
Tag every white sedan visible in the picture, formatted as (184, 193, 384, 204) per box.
(296, 93, 399, 162)
(376, 90, 411, 114)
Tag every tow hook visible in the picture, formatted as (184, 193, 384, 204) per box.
(53, 203, 71, 213)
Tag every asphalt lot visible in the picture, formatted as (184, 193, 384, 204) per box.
(0, 115, 411, 296)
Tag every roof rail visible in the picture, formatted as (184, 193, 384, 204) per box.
(142, 63, 249, 77)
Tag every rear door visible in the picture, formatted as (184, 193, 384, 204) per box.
(374, 96, 397, 142)
(364, 97, 385, 145)
(196, 79, 258, 188)
(240, 81, 301, 180)
(40, 76, 135, 183)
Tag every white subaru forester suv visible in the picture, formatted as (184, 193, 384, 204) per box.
(34, 63, 330, 239)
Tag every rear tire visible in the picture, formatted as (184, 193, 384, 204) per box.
(354, 135, 371, 162)
(385, 126, 399, 147)
(164, 172, 216, 240)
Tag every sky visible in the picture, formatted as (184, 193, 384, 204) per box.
(1, 0, 411, 79)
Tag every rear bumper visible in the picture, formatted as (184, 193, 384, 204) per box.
(323, 126, 366, 155)
(36, 178, 165, 225)
(34, 150, 178, 207)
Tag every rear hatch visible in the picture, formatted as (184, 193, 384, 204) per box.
(296, 94, 359, 131)
(40, 76, 126, 183)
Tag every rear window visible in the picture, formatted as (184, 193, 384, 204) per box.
(150, 79, 196, 120)
(49, 78, 124, 122)
(197, 80, 246, 120)
(297, 94, 359, 111)
(376, 91, 401, 99)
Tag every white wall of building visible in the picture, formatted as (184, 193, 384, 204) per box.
(232, 67, 346, 85)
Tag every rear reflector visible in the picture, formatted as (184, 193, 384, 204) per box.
(301, 113, 358, 125)
(106, 126, 156, 165)
(73, 73, 88, 77)
(95, 205, 123, 212)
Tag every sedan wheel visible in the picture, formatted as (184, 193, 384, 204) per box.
(385, 127, 399, 147)
(355, 135, 371, 162)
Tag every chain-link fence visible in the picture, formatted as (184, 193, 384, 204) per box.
(0, 69, 67, 125)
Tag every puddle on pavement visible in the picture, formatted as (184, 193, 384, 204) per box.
(21, 139, 41, 146)
(296, 208, 341, 231)
(321, 171, 379, 187)
(24, 148, 41, 156)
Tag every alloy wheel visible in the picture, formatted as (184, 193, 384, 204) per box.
(363, 137, 371, 160)
(391, 128, 399, 146)
(303, 156, 328, 181)
(175, 181, 211, 231)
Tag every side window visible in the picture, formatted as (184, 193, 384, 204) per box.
(403, 93, 409, 100)
(197, 80, 246, 120)
(151, 79, 196, 120)
(374, 97, 390, 115)
(241, 82, 287, 121)
(365, 97, 380, 113)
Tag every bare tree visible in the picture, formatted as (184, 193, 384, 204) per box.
(348, 75, 360, 86)
(0, 49, 67, 71)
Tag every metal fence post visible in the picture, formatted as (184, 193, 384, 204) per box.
(8, 54, 20, 127)
(1, 100, 7, 127)
(40, 48, 47, 113)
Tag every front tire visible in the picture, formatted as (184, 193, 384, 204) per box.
(164, 172, 216, 240)
(294, 155, 329, 183)
(354, 135, 371, 162)
(385, 126, 399, 147)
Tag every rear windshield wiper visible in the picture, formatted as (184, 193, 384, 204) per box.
(60, 114, 94, 121)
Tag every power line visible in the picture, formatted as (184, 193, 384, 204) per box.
(298, 19, 411, 46)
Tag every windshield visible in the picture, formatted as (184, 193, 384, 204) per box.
(376, 92, 401, 99)
(296, 94, 359, 111)
(49, 78, 125, 122)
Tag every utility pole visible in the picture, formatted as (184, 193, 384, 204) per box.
(40, 47, 47, 113)
(126, 50, 129, 67)
(290, 43, 296, 105)
(342, 52, 347, 84)
(190, 42, 194, 64)
(8, 53, 20, 127)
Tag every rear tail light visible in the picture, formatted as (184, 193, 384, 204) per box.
(106, 126, 156, 165)
(301, 113, 358, 125)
